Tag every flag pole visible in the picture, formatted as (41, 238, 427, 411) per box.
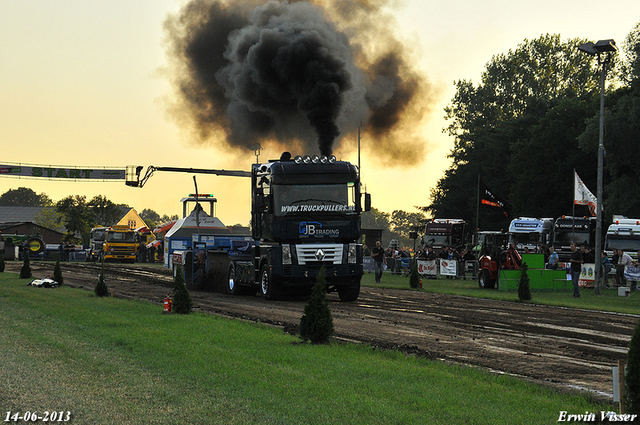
(476, 174, 481, 246)
(572, 169, 576, 242)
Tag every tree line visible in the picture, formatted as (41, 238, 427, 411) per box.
(0, 187, 178, 245)
(422, 23, 640, 232)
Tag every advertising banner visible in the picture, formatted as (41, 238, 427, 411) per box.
(417, 260, 437, 276)
(579, 262, 596, 287)
(0, 164, 125, 180)
(439, 259, 457, 277)
(624, 266, 640, 281)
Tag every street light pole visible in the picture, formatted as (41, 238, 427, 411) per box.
(578, 39, 616, 295)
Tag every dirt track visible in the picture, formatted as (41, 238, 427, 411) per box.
(11, 261, 638, 401)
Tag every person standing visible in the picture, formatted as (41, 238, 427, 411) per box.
(371, 241, 386, 284)
(570, 242, 583, 298)
(547, 246, 559, 270)
(617, 249, 633, 288)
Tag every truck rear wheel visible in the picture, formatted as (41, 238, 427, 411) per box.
(227, 263, 248, 295)
(478, 269, 496, 289)
(260, 264, 281, 300)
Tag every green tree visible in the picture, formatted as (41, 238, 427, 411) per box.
(577, 21, 640, 222)
(429, 34, 606, 229)
(34, 207, 65, 233)
(518, 263, 532, 302)
(88, 195, 123, 227)
(409, 261, 420, 289)
(299, 267, 334, 344)
(0, 187, 52, 206)
(390, 210, 428, 244)
(56, 195, 93, 245)
(53, 257, 63, 285)
(20, 253, 32, 279)
(172, 265, 193, 314)
(140, 209, 161, 230)
(361, 207, 390, 230)
(95, 262, 109, 297)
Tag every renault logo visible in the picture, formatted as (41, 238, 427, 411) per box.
(315, 249, 325, 261)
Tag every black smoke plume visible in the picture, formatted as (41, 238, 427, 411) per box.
(164, 0, 435, 164)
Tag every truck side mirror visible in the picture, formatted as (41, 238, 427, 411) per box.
(364, 193, 371, 212)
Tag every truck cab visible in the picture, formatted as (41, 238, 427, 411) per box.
(605, 216, 640, 260)
(508, 217, 553, 253)
(232, 153, 369, 301)
(103, 225, 137, 263)
(86, 226, 107, 262)
(552, 216, 596, 262)
(423, 219, 465, 254)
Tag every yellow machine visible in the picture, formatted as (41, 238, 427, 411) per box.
(103, 225, 137, 263)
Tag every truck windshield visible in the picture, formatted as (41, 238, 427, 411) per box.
(106, 232, 136, 243)
(554, 231, 590, 246)
(92, 230, 105, 241)
(424, 235, 450, 246)
(605, 236, 640, 253)
(274, 183, 356, 216)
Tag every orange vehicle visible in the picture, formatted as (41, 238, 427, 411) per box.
(476, 231, 522, 289)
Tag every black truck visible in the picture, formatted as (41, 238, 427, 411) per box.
(227, 153, 370, 301)
(552, 216, 596, 262)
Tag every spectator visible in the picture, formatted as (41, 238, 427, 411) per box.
(547, 246, 559, 270)
(371, 241, 386, 284)
(461, 248, 476, 279)
(582, 245, 594, 263)
(617, 249, 633, 288)
(611, 249, 621, 285)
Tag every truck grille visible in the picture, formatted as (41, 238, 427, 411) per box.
(295, 244, 343, 265)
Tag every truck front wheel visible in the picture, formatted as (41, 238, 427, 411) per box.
(260, 264, 281, 300)
(337, 281, 361, 302)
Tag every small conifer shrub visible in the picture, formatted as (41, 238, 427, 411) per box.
(20, 252, 32, 279)
(409, 261, 421, 289)
(53, 257, 64, 286)
(95, 262, 109, 297)
(172, 265, 193, 314)
(518, 263, 531, 302)
(299, 267, 334, 344)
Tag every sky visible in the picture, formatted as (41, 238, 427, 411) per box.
(1, 0, 639, 228)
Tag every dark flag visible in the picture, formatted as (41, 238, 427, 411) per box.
(479, 180, 511, 218)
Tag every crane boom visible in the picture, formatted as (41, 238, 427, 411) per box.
(126, 165, 251, 188)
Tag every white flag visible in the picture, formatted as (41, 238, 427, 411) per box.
(574, 171, 597, 216)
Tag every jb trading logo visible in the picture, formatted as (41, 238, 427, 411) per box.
(299, 222, 339, 236)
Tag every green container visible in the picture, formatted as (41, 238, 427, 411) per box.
(521, 253, 545, 269)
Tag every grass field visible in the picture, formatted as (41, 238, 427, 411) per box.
(0, 270, 614, 425)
